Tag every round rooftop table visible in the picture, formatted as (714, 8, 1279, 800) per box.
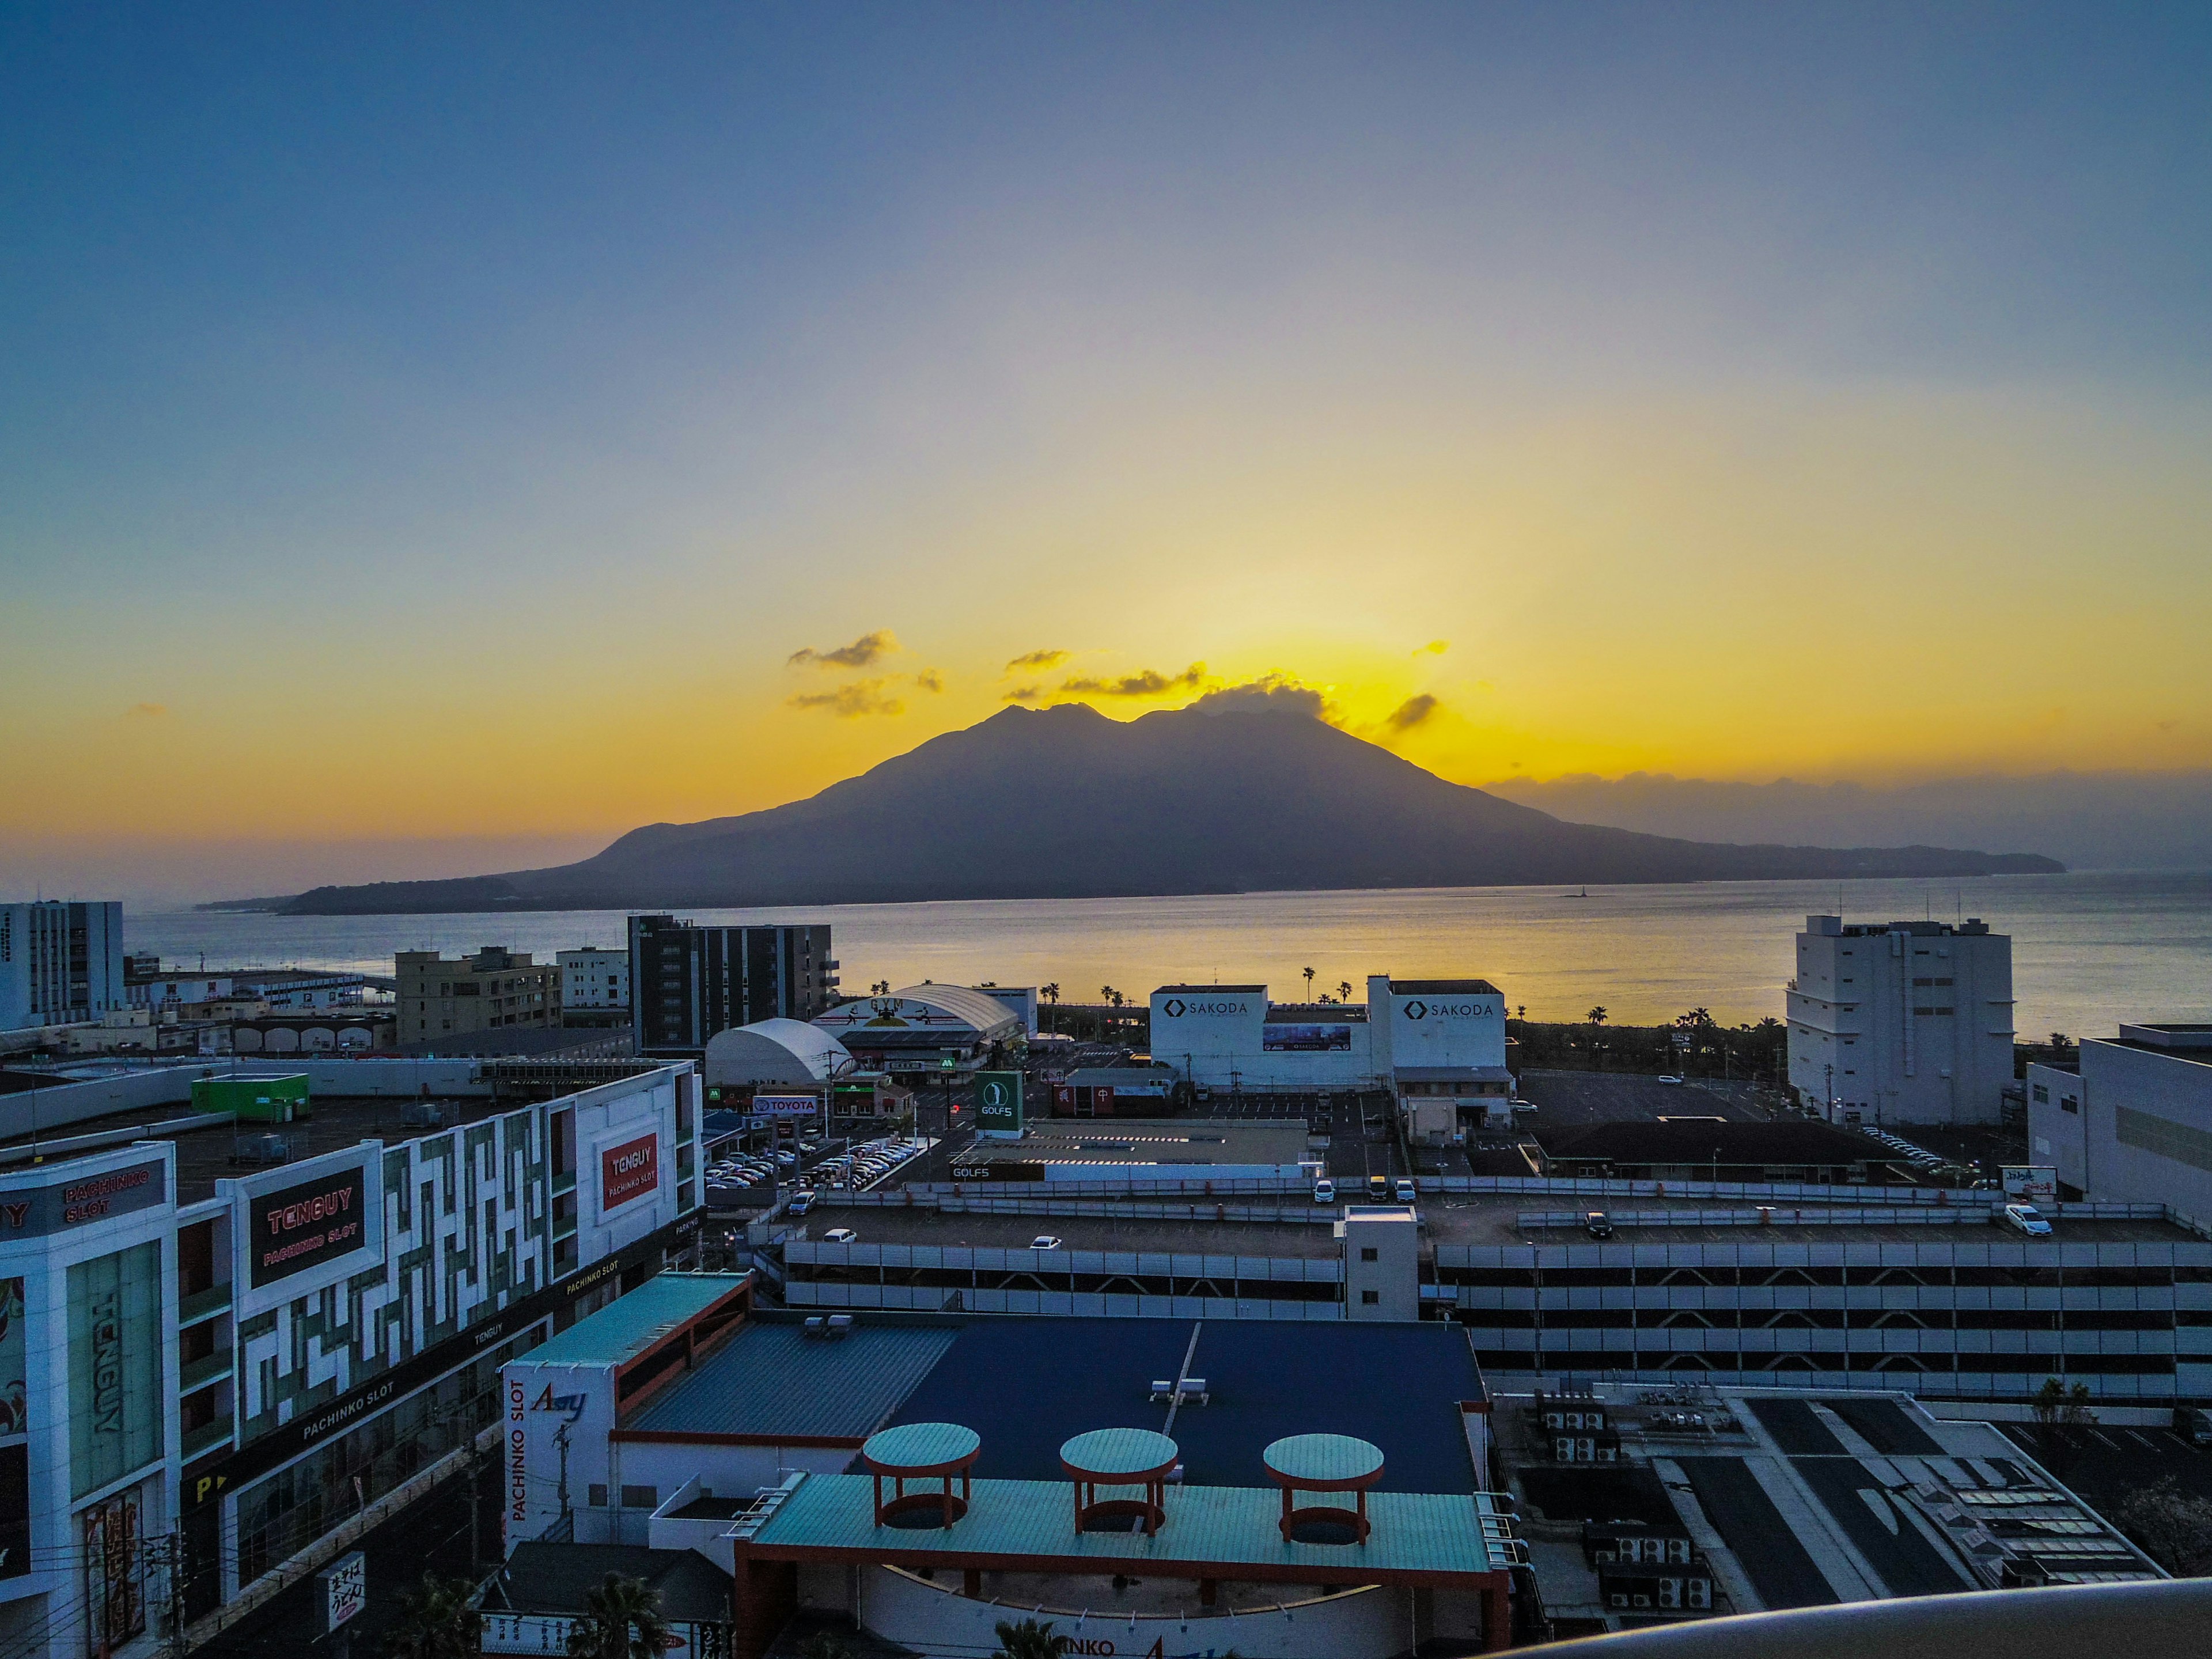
(1059, 1428, 1180, 1536)
(1262, 1433, 1384, 1544)
(861, 1422, 981, 1529)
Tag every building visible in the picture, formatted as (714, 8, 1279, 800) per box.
(1495, 1382, 2154, 1638)
(2029, 1023, 2212, 1209)
(123, 960, 235, 1012)
(629, 918, 838, 1056)
(777, 1183, 2212, 1402)
(702, 1018, 855, 1089)
(226, 969, 368, 1012)
(500, 1299, 1517, 1658)
(559, 947, 630, 1029)
(1786, 915, 2015, 1126)
(1536, 1120, 1922, 1184)
(944, 1118, 1315, 1184)
(395, 946, 559, 1044)
(0, 902, 125, 1032)
(810, 984, 1019, 1080)
(1149, 976, 1514, 1138)
(970, 985, 1038, 1035)
(0, 1054, 703, 1659)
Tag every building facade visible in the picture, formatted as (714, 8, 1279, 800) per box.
(629, 919, 837, 1056)
(0, 1059, 702, 1659)
(395, 946, 559, 1045)
(1787, 915, 2015, 1125)
(559, 948, 631, 1021)
(2029, 1024, 2212, 1211)
(0, 902, 125, 1032)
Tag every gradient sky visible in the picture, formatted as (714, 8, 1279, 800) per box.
(5, 3, 2211, 900)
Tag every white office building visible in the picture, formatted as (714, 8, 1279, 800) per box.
(2029, 1023, 2212, 1209)
(1149, 976, 1514, 1139)
(559, 948, 630, 1012)
(1786, 915, 2015, 1126)
(0, 902, 125, 1032)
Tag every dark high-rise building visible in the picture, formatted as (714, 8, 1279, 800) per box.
(627, 916, 839, 1054)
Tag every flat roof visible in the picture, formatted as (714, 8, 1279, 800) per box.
(524, 1272, 751, 1368)
(957, 1119, 1310, 1167)
(624, 1313, 957, 1439)
(745, 1473, 1505, 1581)
(1155, 985, 1266, 994)
(1391, 979, 1502, 995)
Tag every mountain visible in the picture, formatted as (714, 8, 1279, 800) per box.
(270, 704, 2062, 914)
(1484, 770, 2212, 873)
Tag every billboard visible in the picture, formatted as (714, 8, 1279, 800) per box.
(2003, 1165, 2058, 1202)
(0, 1158, 166, 1241)
(976, 1071, 1024, 1139)
(599, 1133, 660, 1213)
(949, 1159, 1044, 1183)
(248, 1166, 369, 1290)
(754, 1094, 821, 1119)
(1263, 1022, 1353, 1052)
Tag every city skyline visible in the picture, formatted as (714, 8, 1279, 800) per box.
(6, 4, 2211, 899)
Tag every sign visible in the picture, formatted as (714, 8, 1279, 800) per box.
(949, 1160, 1045, 1183)
(754, 1093, 821, 1119)
(976, 1070, 1024, 1138)
(1091, 1086, 1114, 1116)
(2003, 1165, 2058, 1202)
(248, 1166, 369, 1290)
(0, 1158, 165, 1240)
(1263, 1022, 1353, 1052)
(599, 1133, 660, 1213)
(1053, 1084, 1075, 1113)
(1401, 998, 1497, 1020)
(316, 1550, 366, 1635)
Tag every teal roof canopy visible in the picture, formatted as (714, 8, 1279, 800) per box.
(863, 1422, 980, 1472)
(520, 1272, 749, 1368)
(1059, 1427, 1179, 1478)
(1263, 1433, 1385, 1488)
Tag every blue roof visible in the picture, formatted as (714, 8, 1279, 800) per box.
(522, 1273, 751, 1368)
(627, 1317, 959, 1440)
(883, 1317, 1482, 1495)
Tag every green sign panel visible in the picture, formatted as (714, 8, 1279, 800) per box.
(975, 1071, 1024, 1138)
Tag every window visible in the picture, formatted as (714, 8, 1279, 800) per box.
(2033, 1084, 2049, 1103)
(620, 1485, 657, 1509)
(1360, 1290, 1380, 1305)
(2062, 1096, 2080, 1115)
(1361, 1247, 1378, 1262)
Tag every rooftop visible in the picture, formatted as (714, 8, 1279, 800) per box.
(741, 1473, 1507, 1582)
(1536, 1120, 1921, 1168)
(1391, 979, 1502, 995)
(623, 1313, 958, 1439)
(487, 1543, 732, 1622)
(952, 1118, 1310, 1168)
(1155, 985, 1266, 994)
(524, 1272, 751, 1368)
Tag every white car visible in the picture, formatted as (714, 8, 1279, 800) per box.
(1657, 1075, 1684, 1086)
(822, 1228, 859, 1244)
(1394, 1177, 1417, 1202)
(2003, 1203, 2053, 1237)
(1031, 1235, 1064, 1251)
(1312, 1177, 1337, 1204)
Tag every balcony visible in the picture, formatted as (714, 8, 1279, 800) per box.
(182, 1416, 236, 1464)
(178, 1284, 233, 1327)
(180, 1351, 234, 1394)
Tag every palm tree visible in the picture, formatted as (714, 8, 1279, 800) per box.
(1303, 965, 1316, 998)
(565, 1575, 672, 1659)
(382, 1575, 480, 1659)
(995, 1618, 1071, 1659)
(1336, 981, 1353, 1003)
(1586, 1006, 1608, 1027)
(1040, 983, 1060, 1032)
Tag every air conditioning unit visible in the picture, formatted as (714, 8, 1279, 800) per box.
(236, 1134, 290, 1165)
(401, 1103, 445, 1129)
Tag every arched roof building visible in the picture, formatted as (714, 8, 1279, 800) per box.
(702, 1017, 855, 1088)
(812, 984, 1021, 1077)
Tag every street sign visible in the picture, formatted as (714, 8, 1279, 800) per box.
(975, 1071, 1024, 1139)
(316, 1550, 366, 1636)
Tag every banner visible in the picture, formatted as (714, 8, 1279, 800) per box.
(248, 1166, 369, 1291)
(600, 1133, 661, 1214)
(976, 1070, 1024, 1139)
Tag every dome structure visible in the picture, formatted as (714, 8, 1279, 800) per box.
(702, 1017, 855, 1087)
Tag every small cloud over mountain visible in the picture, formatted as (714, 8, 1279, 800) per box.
(1061, 663, 1206, 697)
(787, 630, 898, 670)
(1384, 693, 1441, 732)
(1002, 684, 1042, 703)
(1005, 647, 1069, 672)
(787, 679, 905, 718)
(915, 668, 945, 693)
(1191, 674, 1334, 721)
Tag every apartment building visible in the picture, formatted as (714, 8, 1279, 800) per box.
(628, 918, 836, 1055)
(395, 946, 559, 1044)
(0, 902, 126, 1031)
(559, 948, 630, 1029)
(1786, 915, 2015, 1124)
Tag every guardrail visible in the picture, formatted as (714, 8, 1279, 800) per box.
(1514, 1200, 2171, 1231)
(817, 1191, 1341, 1224)
(910, 1174, 1993, 1203)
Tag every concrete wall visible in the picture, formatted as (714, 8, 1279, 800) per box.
(2046, 1041, 2212, 1218)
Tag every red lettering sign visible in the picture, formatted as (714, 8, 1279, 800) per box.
(600, 1133, 659, 1211)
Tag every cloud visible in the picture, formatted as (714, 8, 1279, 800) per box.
(1191, 674, 1333, 720)
(1060, 662, 1206, 697)
(914, 668, 944, 693)
(787, 679, 906, 718)
(787, 630, 898, 670)
(1002, 685, 1042, 703)
(122, 702, 168, 719)
(1005, 647, 1069, 672)
(1415, 640, 1449, 656)
(1384, 694, 1441, 732)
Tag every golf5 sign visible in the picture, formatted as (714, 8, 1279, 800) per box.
(976, 1070, 1024, 1139)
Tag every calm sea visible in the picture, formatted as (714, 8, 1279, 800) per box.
(123, 871, 2212, 1040)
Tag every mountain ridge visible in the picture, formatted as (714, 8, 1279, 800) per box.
(264, 704, 2063, 914)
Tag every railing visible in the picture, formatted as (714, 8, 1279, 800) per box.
(180, 1352, 234, 1393)
(181, 1416, 236, 1463)
(178, 1283, 233, 1326)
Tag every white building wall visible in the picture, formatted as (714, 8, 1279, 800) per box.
(559, 950, 630, 1011)
(0, 902, 125, 1031)
(1149, 987, 1376, 1090)
(2031, 1038, 2212, 1216)
(1787, 915, 2015, 1125)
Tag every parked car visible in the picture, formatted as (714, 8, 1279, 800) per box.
(1657, 1075, 1684, 1086)
(787, 1191, 815, 1216)
(1369, 1175, 1390, 1200)
(1312, 1177, 1337, 1205)
(822, 1228, 858, 1244)
(1585, 1210, 1615, 1239)
(1030, 1235, 1064, 1251)
(1394, 1177, 1417, 1202)
(2003, 1202, 2053, 1237)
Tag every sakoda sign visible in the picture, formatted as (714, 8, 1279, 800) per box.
(248, 1166, 368, 1290)
(600, 1133, 660, 1212)
(1400, 999, 1499, 1021)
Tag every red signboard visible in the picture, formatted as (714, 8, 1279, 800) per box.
(1053, 1085, 1075, 1113)
(600, 1134, 660, 1212)
(1092, 1086, 1115, 1115)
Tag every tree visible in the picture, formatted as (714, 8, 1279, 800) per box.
(566, 1575, 672, 1659)
(1587, 1006, 1608, 1027)
(1040, 983, 1060, 1033)
(2113, 1476, 2212, 1576)
(869, 980, 891, 997)
(2029, 1377, 2096, 1478)
(382, 1575, 481, 1659)
(995, 1618, 1071, 1659)
(1303, 965, 1316, 998)
(1516, 1005, 1527, 1022)
(800, 1633, 858, 1659)
(1337, 981, 1353, 1004)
